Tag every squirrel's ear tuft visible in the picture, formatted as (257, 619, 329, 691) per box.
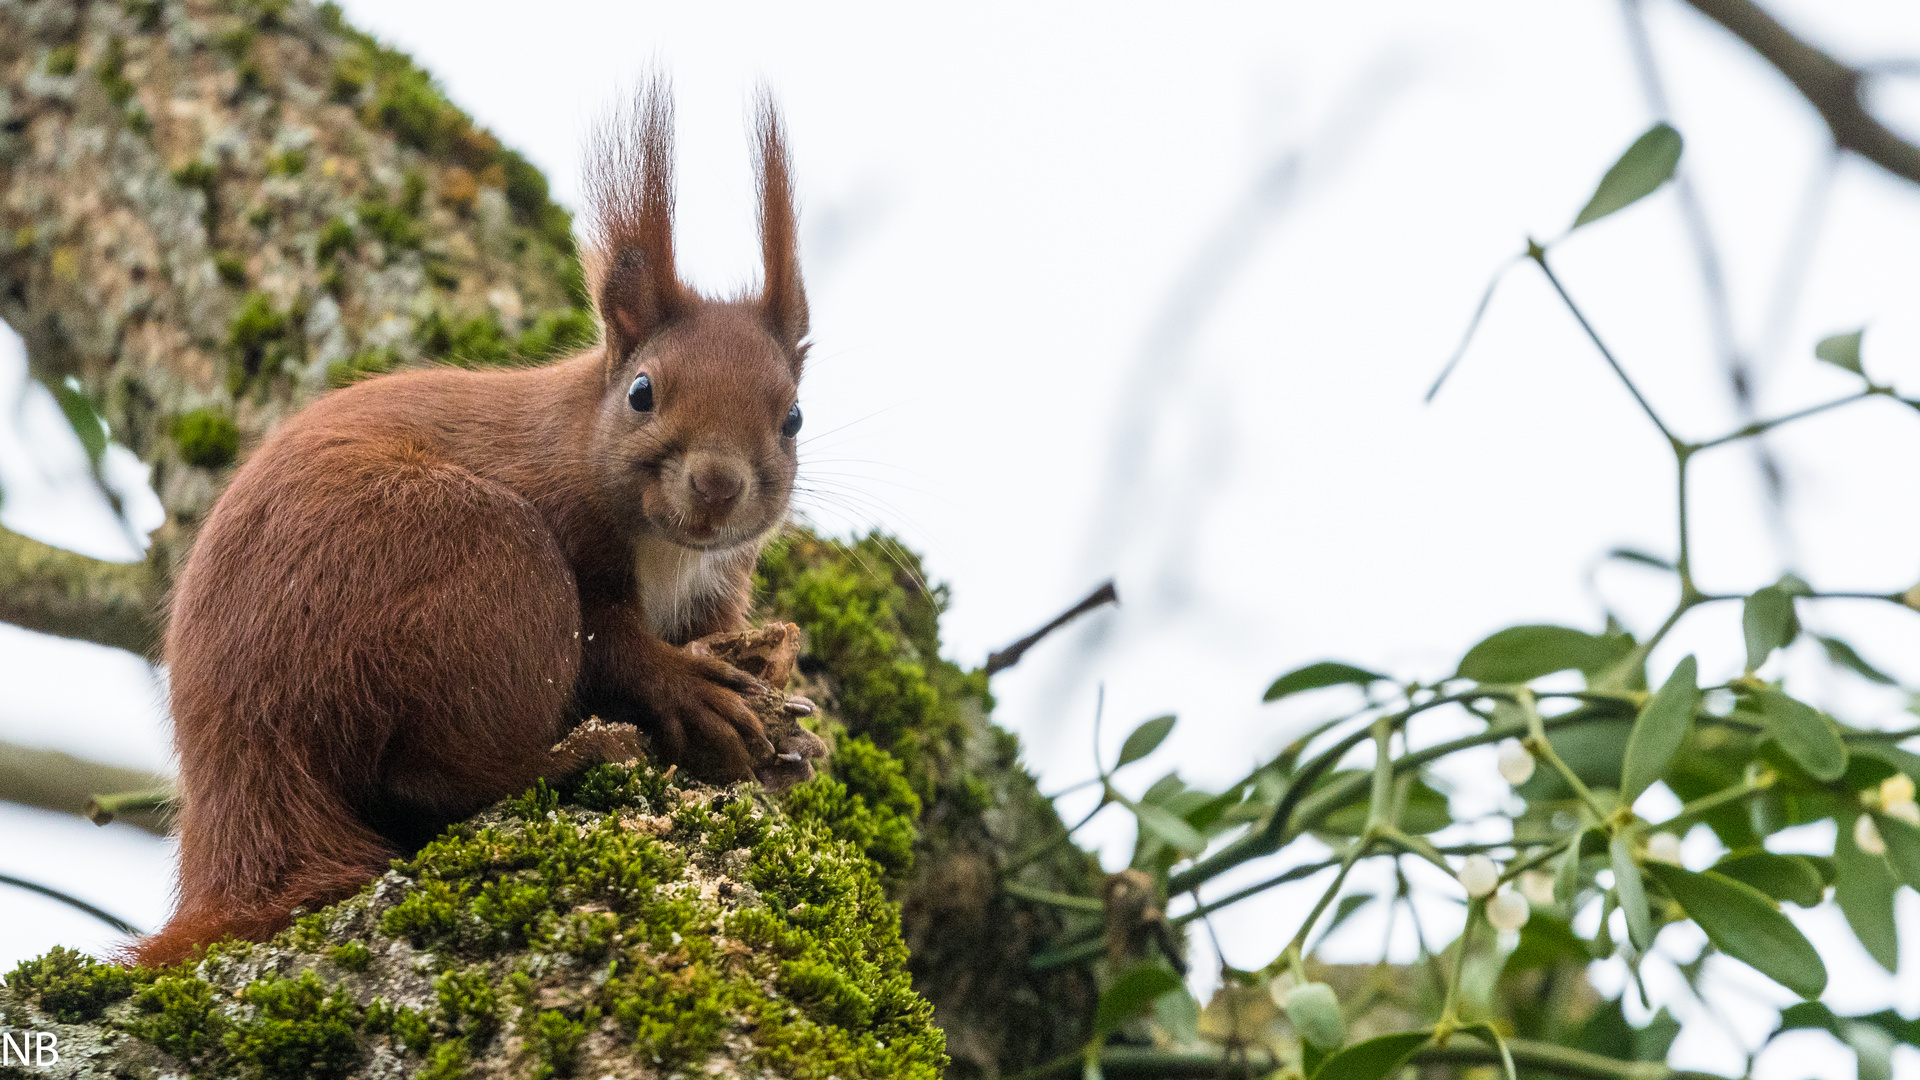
(755, 91, 808, 369)
(586, 74, 686, 371)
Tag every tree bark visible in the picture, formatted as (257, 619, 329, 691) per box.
(1681, 0, 1920, 185)
(0, 527, 161, 656)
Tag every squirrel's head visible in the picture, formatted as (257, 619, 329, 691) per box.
(585, 80, 807, 551)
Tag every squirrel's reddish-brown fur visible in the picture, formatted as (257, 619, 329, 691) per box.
(132, 83, 811, 966)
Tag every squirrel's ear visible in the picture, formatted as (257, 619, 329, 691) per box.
(587, 75, 686, 370)
(754, 92, 808, 368)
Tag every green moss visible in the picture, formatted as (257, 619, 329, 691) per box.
(756, 532, 991, 817)
(514, 307, 598, 359)
(369, 57, 460, 157)
(215, 25, 256, 64)
(401, 170, 428, 216)
(471, 875, 553, 947)
(223, 971, 362, 1080)
(326, 346, 399, 388)
(7, 945, 135, 1022)
(780, 956, 875, 1029)
(172, 160, 217, 199)
(289, 912, 330, 952)
(173, 407, 240, 468)
(424, 256, 461, 290)
(362, 998, 431, 1054)
(418, 1038, 469, 1080)
(214, 251, 248, 287)
(97, 36, 135, 106)
(268, 148, 308, 177)
(434, 965, 501, 1040)
(328, 941, 371, 972)
(6, 761, 943, 1078)
(783, 738, 920, 878)
(356, 195, 420, 251)
(327, 54, 365, 104)
(415, 308, 511, 366)
(564, 760, 669, 812)
(546, 910, 619, 961)
(525, 1007, 595, 1079)
(125, 0, 163, 31)
(507, 778, 560, 820)
(378, 876, 466, 945)
(45, 44, 78, 77)
(315, 218, 356, 264)
(226, 290, 294, 392)
(126, 974, 228, 1061)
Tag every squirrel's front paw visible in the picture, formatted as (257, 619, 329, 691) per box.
(649, 653, 773, 782)
(755, 714, 828, 794)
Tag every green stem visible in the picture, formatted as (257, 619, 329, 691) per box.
(1169, 702, 1634, 895)
(1675, 448, 1697, 601)
(1170, 856, 1344, 927)
(1528, 243, 1678, 447)
(1286, 837, 1371, 956)
(1694, 390, 1877, 451)
(1366, 716, 1395, 830)
(1003, 791, 1112, 876)
(1517, 691, 1613, 822)
(1376, 825, 1452, 876)
(1654, 773, 1774, 833)
(1848, 726, 1920, 742)
(1468, 1021, 1520, 1080)
(1497, 835, 1577, 885)
(1003, 1047, 1271, 1080)
(1001, 881, 1106, 913)
(1008, 1038, 1709, 1080)
(1440, 897, 1479, 1025)
(1415, 1035, 1708, 1080)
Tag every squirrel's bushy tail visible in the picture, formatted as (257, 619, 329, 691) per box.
(127, 750, 394, 968)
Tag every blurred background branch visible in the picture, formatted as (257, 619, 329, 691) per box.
(0, 738, 170, 836)
(0, 526, 159, 656)
(1682, 0, 1920, 185)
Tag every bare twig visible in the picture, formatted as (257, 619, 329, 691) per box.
(1681, 0, 1920, 185)
(984, 580, 1119, 676)
(0, 739, 173, 836)
(84, 787, 177, 827)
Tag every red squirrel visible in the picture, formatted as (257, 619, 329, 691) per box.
(132, 86, 819, 966)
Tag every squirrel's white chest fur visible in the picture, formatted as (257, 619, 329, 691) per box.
(632, 536, 733, 641)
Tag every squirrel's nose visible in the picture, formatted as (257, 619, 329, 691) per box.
(690, 463, 745, 508)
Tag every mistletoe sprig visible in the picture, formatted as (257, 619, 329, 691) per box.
(1006, 124, 1920, 1080)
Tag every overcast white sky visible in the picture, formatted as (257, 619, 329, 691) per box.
(7, 1, 1920, 1074)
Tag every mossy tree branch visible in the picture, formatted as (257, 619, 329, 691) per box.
(0, 526, 161, 657)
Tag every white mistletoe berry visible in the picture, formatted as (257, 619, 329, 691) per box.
(1496, 741, 1536, 786)
(1487, 889, 1531, 931)
(1856, 813, 1888, 856)
(1881, 774, 1916, 808)
(1519, 869, 1556, 906)
(1645, 833, 1682, 865)
(1457, 854, 1500, 898)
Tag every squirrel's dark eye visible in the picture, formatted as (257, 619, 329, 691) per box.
(628, 373, 653, 412)
(781, 402, 802, 439)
